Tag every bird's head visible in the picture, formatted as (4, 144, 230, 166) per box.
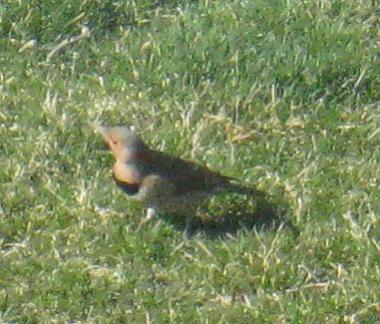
(94, 124, 150, 162)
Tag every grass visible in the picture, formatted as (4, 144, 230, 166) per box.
(1, 0, 380, 322)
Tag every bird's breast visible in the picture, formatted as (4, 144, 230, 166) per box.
(113, 160, 143, 196)
(113, 174, 140, 196)
(113, 160, 142, 182)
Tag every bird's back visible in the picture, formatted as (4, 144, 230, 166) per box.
(147, 151, 234, 196)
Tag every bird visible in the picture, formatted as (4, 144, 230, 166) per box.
(93, 124, 257, 234)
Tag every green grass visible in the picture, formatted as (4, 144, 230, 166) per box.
(1, 0, 380, 322)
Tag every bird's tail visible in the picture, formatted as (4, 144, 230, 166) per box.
(215, 179, 264, 196)
(228, 183, 264, 196)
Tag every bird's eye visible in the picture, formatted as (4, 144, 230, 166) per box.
(111, 140, 118, 145)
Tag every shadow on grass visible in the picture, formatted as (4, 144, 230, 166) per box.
(160, 189, 299, 239)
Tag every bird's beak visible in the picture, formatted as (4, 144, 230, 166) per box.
(89, 122, 112, 148)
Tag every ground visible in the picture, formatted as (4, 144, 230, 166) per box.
(1, 0, 380, 322)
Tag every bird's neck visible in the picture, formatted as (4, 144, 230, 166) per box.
(131, 149, 153, 161)
(118, 148, 152, 163)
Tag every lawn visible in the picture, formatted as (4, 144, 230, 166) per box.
(1, 0, 380, 322)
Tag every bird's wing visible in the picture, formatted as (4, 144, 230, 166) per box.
(137, 174, 177, 203)
(149, 152, 235, 195)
